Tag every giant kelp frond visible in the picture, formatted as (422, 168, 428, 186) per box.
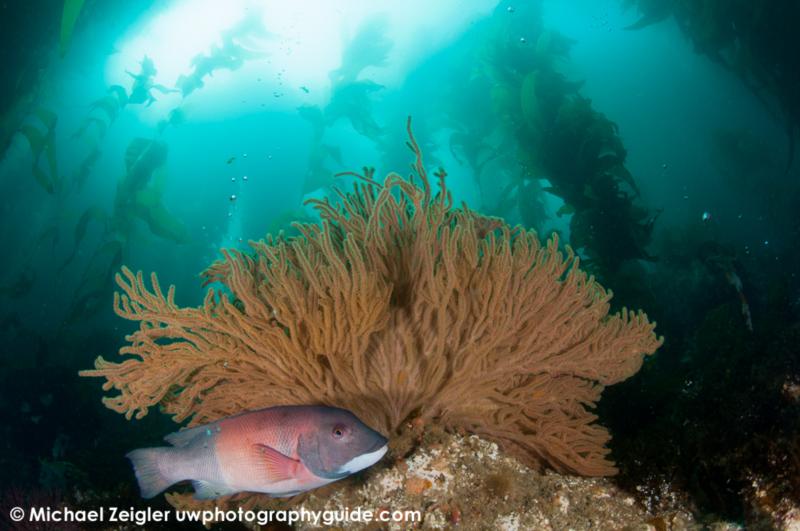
(60, 0, 85, 58)
(81, 118, 662, 509)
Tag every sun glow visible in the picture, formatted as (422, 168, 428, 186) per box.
(106, 0, 498, 119)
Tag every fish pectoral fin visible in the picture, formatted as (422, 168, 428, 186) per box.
(192, 480, 236, 500)
(251, 444, 300, 482)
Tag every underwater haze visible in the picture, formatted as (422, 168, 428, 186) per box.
(1, 0, 799, 528)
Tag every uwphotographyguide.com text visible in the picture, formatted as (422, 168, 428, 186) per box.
(9, 505, 422, 527)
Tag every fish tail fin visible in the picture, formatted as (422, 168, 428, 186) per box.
(126, 447, 177, 498)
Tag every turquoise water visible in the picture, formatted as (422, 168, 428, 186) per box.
(1, 0, 798, 526)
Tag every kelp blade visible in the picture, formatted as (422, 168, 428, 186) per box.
(60, 0, 85, 57)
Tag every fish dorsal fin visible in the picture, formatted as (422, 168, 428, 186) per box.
(164, 424, 216, 447)
(251, 444, 300, 482)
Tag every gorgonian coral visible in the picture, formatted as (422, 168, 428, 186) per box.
(81, 119, 662, 509)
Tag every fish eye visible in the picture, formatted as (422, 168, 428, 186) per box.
(332, 424, 347, 439)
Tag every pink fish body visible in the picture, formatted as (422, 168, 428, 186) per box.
(127, 405, 388, 499)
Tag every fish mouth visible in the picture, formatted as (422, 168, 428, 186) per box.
(337, 444, 388, 475)
(369, 435, 389, 453)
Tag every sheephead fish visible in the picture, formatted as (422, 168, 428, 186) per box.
(127, 405, 388, 499)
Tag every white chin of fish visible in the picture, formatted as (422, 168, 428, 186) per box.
(338, 445, 388, 475)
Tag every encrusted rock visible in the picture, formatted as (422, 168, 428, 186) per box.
(295, 432, 737, 530)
